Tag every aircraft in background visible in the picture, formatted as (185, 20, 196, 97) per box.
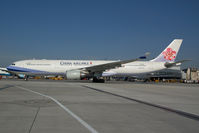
(4, 39, 187, 82)
(0, 67, 26, 79)
(0, 68, 11, 76)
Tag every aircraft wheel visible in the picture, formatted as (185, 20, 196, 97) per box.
(93, 77, 105, 83)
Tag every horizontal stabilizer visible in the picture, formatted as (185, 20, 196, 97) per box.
(164, 60, 191, 68)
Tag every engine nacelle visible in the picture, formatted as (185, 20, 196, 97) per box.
(66, 70, 87, 80)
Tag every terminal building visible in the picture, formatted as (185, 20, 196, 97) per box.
(139, 66, 199, 83)
(147, 66, 182, 80)
(182, 68, 199, 82)
(108, 66, 182, 82)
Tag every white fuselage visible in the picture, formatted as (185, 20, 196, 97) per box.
(7, 60, 166, 77)
(0, 68, 11, 76)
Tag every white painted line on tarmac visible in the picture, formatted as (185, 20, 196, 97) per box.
(16, 86, 98, 133)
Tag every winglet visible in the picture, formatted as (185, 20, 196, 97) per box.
(139, 52, 150, 59)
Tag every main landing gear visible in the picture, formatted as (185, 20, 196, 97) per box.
(92, 77, 105, 83)
(24, 75, 29, 81)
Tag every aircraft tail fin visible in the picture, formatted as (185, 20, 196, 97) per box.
(150, 39, 183, 62)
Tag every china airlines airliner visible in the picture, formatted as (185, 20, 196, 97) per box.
(4, 39, 186, 82)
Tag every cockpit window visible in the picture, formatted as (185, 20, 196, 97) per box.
(12, 64, 15, 66)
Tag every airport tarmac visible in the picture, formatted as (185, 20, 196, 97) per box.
(0, 79, 199, 133)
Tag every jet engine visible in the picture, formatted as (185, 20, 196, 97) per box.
(66, 70, 88, 80)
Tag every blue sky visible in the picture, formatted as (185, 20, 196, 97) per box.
(0, 0, 199, 68)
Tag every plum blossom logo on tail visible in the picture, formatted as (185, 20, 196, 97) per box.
(162, 48, 176, 61)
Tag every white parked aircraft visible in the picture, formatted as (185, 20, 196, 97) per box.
(5, 39, 186, 82)
(0, 68, 11, 76)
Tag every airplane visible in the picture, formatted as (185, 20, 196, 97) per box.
(4, 39, 187, 82)
(0, 67, 26, 79)
(0, 68, 11, 76)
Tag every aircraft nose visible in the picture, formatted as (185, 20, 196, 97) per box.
(6, 66, 12, 71)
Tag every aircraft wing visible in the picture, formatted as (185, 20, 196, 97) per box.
(82, 53, 150, 73)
